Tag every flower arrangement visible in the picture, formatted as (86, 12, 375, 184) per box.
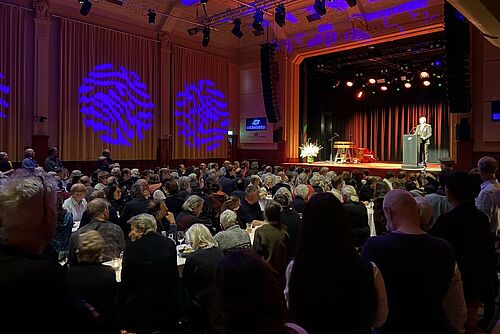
(299, 139, 323, 163)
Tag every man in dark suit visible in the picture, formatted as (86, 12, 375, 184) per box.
(120, 183, 150, 238)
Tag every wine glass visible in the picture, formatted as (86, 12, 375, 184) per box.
(177, 231, 185, 245)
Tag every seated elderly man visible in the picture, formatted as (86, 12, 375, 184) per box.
(63, 183, 87, 225)
(237, 184, 265, 229)
(0, 172, 97, 332)
(291, 184, 309, 214)
(214, 210, 251, 253)
(68, 198, 125, 265)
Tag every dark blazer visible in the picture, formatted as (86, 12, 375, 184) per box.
(359, 183, 374, 202)
(176, 211, 206, 232)
(67, 263, 119, 334)
(280, 207, 301, 260)
(291, 196, 306, 214)
(165, 193, 186, 218)
(119, 197, 150, 236)
(119, 232, 190, 333)
(344, 202, 370, 247)
(219, 176, 236, 196)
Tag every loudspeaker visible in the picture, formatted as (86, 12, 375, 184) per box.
(260, 43, 281, 123)
(273, 127, 283, 142)
(455, 118, 470, 141)
(445, 3, 471, 114)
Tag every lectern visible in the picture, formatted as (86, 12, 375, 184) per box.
(402, 134, 420, 169)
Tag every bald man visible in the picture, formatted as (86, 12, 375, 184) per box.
(361, 189, 466, 334)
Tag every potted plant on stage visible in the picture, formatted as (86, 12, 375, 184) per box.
(299, 139, 323, 163)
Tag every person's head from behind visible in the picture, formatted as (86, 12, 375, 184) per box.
(294, 184, 309, 201)
(383, 189, 420, 232)
(128, 213, 157, 241)
(445, 171, 476, 205)
(76, 230, 104, 263)
(186, 223, 216, 250)
(182, 195, 204, 217)
(235, 178, 246, 191)
(146, 199, 168, 222)
(0, 172, 57, 254)
(342, 185, 359, 203)
(245, 184, 260, 204)
(478, 156, 498, 181)
(220, 209, 238, 231)
(273, 187, 292, 205)
(223, 195, 241, 212)
(385, 171, 395, 181)
(273, 193, 291, 209)
(214, 250, 287, 334)
(264, 201, 281, 224)
(70, 183, 86, 203)
(87, 198, 109, 221)
(414, 197, 433, 231)
(331, 175, 343, 190)
(79, 175, 91, 187)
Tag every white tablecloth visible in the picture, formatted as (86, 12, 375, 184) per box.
(367, 207, 376, 236)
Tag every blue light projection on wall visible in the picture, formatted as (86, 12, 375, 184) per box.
(78, 64, 154, 146)
(0, 73, 9, 119)
(174, 80, 229, 151)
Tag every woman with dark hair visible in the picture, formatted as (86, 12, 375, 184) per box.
(106, 184, 124, 213)
(286, 192, 387, 334)
(209, 182, 229, 224)
(213, 250, 307, 334)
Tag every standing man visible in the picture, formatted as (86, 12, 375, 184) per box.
(476, 156, 500, 233)
(44, 146, 64, 172)
(21, 148, 39, 172)
(415, 116, 432, 166)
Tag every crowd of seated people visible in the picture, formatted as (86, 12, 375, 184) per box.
(1, 147, 500, 333)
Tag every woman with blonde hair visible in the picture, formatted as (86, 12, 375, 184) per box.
(183, 224, 224, 334)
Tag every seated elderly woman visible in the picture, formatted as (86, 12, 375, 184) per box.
(120, 214, 189, 333)
(342, 185, 370, 248)
(183, 224, 224, 334)
(176, 195, 205, 232)
(67, 230, 119, 334)
(291, 184, 309, 214)
(214, 210, 251, 253)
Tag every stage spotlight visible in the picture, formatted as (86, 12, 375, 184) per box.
(356, 90, 364, 99)
(404, 82, 412, 88)
(346, 81, 354, 87)
(80, 0, 92, 16)
(380, 85, 388, 91)
(345, 0, 357, 7)
(231, 19, 243, 38)
(187, 27, 200, 36)
(368, 78, 376, 84)
(313, 0, 326, 16)
(201, 26, 210, 47)
(275, 4, 286, 27)
(252, 10, 264, 35)
(148, 10, 156, 25)
(419, 71, 430, 79)
(423, 80, 431, 86)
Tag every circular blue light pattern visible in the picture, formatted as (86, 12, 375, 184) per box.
(78, 64, 154, 146)
(0, 73, 10, 119)
(174, 80, 229, 151)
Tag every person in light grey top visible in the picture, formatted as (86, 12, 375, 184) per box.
(476, 156, 500, 232)
(213, 209, 251, 253)
(63, 183, 88, 222)
(415, 116, 432, 165)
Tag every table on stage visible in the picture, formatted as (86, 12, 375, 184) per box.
(333, 141, 357, 163)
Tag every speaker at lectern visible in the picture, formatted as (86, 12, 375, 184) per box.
(402, 134, 420, 169)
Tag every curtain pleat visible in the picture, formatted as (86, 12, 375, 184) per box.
(59, 19, 160, 161)
(0, 4, 31, 161)
(345, 97, 449, 161)
(171, 45, 229, 159)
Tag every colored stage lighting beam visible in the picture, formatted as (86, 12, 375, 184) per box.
(232, 18, 243, 38)
(78, 64, 154, 146)
(0, 73, 10, 119)
(80, 0, 92, 16)
(275, 4, 286, 27)
(174, 80, 229, 151)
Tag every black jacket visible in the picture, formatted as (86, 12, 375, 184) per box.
(120, 197, 150, 237)
(344, 202, 370, 247)
(280, 207, 301, 259)
(291, 196, 306, 214)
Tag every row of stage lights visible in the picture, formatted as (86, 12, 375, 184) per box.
(340, 71, 443, 99)
(78, 0, 157, 24)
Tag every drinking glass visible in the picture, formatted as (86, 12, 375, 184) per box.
(246, 223, 253, 234)
(177, 231, 185, 245)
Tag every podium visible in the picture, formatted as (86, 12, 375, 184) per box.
(402, 134, 420, 169)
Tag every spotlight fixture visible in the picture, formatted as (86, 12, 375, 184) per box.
(346, 81, 354, 87)
(201, 26, 210, 47)
(423, 80, 431, 86)
(356, 90, 364, 99)
(231, 18, 243, 38)
(275, 4, 286, 27)
(313, 0, 326, 16)
(80, 0, 92, 16)
(380, 85, 388, 91)
(368, 78, 376, 84)
(147, 10, 156, 25)
(404, 82, 412, 89)
(345, 0, 357, 7)
(420, 71, 430, 79)
(187, 27, 200, 36)
(252, 10, 264, 35)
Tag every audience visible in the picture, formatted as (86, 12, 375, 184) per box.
(237, 184, 264, 229)
(44, 146, 64, 173)
(21, 148, 39, 172)
(214, 209, 251, 253)
(291, 184, 309, 213)
(176, 195, 205, 231)
(274, 193, 301, 260)
(342, 185, 370, 247)
(63, 183, 88, 224)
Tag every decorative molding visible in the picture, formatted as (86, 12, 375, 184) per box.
(32, 0, 51, 21)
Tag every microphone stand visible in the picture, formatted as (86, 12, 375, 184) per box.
(328, 134, 339, 162)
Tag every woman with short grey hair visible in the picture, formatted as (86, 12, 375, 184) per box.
(177, 195, 206, 231)
(128, 214, 157, 241)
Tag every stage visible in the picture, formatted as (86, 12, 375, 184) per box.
(283, 161, 441, 177)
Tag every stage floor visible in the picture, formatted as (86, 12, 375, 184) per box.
(283, 161, 440, 177)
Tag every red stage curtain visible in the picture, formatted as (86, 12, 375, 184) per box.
(58, 19, 161, 161)
(0, 4, 33, 161)
(345, 98, 449, 162)
(171, 45, 229, 159)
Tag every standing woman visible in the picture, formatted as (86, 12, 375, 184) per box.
(286, 192, 388, 334)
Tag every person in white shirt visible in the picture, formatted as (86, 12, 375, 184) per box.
(382, 171, 395, 191)
(63, 183, 88, 222)
(476, 156, 500, 233)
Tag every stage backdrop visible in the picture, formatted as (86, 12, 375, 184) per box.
(170, 45, 230, 159)
(345, 97, 449, 162)
(59, 18, 161, 161)
(0, 4, 33, 161)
